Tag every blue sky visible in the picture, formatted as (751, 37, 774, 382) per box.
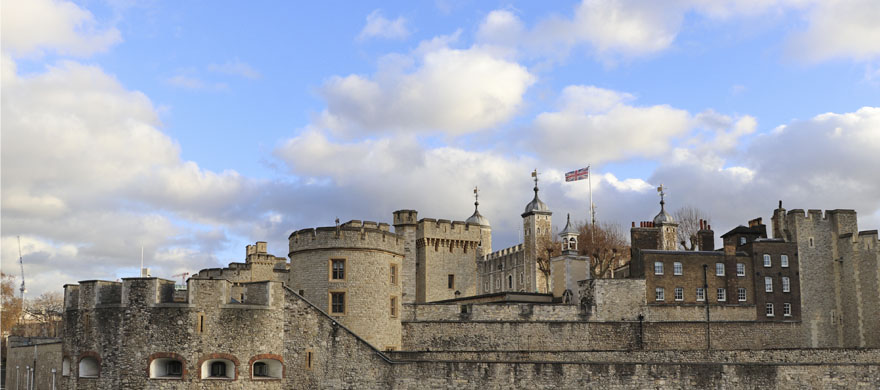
(2, 0, 879, 296)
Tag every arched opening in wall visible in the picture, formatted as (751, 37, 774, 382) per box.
(62, 357, 70, 376)
(78, 356, 99, 378)
(201, 359, 235, 380)
(150, 357, 184, 379)
(251, 359, 283, 379)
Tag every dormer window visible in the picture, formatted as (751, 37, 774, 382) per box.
(739, 237, 746, 245)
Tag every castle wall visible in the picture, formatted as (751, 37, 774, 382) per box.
(288, 222, 404, 350)
(415, 219, 482, 302)
(61, 278, 395, 389)
(784, 209, 857, 347)
(478, 244, 528, 295)
(837, 230, 880, 348)
(4, 339, 62, 390)
(401, 320, 806, 351)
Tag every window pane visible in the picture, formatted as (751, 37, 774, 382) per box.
(738, 288, 747, 301)
(654, 262, 663, 275)
(736, 263, 745, 276)
(717, 288, 726, 301)
(763, 254, 771, 267)
(696, 288, 705, 301)
(781, 255, 789, 268)
(716, 263, 724, 276)
(765, 277, 773, 292)
(673, 262, 682, 275)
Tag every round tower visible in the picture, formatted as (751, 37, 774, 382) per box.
(288, 221, 404, 350)
(466, 186, 492, 256)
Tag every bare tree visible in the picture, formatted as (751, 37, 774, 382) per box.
(578, 221, 630, 278)
(1, 272, 23, 336)
(536, 234, 561, 293)
(673, 206, 711, 251)
(24, 291, 64, 325)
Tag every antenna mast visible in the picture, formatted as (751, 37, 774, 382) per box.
(18, 236, 26, 300)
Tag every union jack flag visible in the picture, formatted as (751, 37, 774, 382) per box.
(565, 167, 589, 182)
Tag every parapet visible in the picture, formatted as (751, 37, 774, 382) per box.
(64, 277, 282, 310)
(393, 209, 419, 226)
(289, 220, 404, 256)
(485, 244, 524, 260)
(416, 217, 483, 239)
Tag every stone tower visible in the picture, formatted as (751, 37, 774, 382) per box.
(559, 213, 578, 254)
(522, 170, 552, 293)
(393, 210, 419, 304)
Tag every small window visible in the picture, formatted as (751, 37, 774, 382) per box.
(809, 237, 814, 247)
(696, 287, 705, 302)
(765, 277, 773, 292)
(781, 255, 789, 268)
(655, 287, 665, 301)
(508, 275, 513, 289)
(738, 288, 747, 302)
(717, 288, 726, 302)
(390, 264, 398, 285)
(736, 263, 745, 276)
(715, 263, 724, 276)
(305, 350, 314, 370)
(654, 262, 664, 275)
(78, 356, 99, 378)
(782, 277, 790, 292)
(673, 262, 682, 276)
(150, 357, 183, 379)
(674, 287, 683, 301)
(201, 359, 235, 379)
(330, 292, 345, 315)
(390, 296, 398, 318)
(763, 254, 771, 267)
(484, 281, 489, 292)
(252, 359, 282, 379)
(330, 259, 345, 280)
(766, 303, 775, 317)
(739, 237, 746, 245)
(519, 272, 523, 284)
(448, 274, 455, 289)
(783, 303, 792, 317)
(197, 312, 205, 334)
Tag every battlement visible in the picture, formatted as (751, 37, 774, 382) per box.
(839, 230, 879, 249)
(416, 218, 483, 240)
(63, 277, 282, 310)
(289, 221, 404, 256)
(484, 244, 524, 260)
(786, 208, 857, 220)
(393, 209, 419, 226)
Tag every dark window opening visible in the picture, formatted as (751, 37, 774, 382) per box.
(209, 361, 226, 378)
(448, 274, 455, 289)
(253, 362, 268, 377)
(166, 361, 182, 377)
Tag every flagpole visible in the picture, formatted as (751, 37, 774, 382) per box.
(588, 164, 594, 226)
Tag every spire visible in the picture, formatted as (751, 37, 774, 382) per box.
(466, 186, 490, 226)
(560, 213, 578, 236)
(653, 184, 675, 225)
(523, 169, 550, 217)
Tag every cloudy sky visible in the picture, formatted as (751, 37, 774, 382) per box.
(2, 0, 879, 296)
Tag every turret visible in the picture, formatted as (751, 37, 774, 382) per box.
(559, 214, 578, 255)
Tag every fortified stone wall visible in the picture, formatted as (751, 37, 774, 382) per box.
(401, 320, 806, 351)
(478, 244, 528, 295)
(60, 278, 396, 389)
(784, 209, 857, 347)
(416, 218, 482, 302)
(288, 221, 404, 350)
(837, 230, 880, 348)
(402, 303, 582, 322)
(193, 242, 288, 284)
(4, 338, 62, 390)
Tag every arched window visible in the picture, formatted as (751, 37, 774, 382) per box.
(149, 355, 184, 379)
(200, 358, 235, 380)
(251, 359, 283, 379)
(78, 356, 99, 378)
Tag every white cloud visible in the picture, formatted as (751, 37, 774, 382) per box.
(358, 10, 411, 41)
(786, 0, 880, 62)
(477, 0, 877, 64)
(0, 0, 121, 57)
(532, 85, 692, 165)
(1, 59, 258, 295)
(208, 59, 261, 79)
(319, 43, 535, 136)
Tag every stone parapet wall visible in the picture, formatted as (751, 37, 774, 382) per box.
(401, 320, 806, 351)
(402, 303, 582, 322)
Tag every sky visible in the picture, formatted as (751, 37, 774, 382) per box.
(2, 0, 879, 297)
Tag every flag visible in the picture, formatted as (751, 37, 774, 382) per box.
(565, 167, 589, 182)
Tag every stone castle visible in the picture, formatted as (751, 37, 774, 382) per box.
(9, 177, 879, 388)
